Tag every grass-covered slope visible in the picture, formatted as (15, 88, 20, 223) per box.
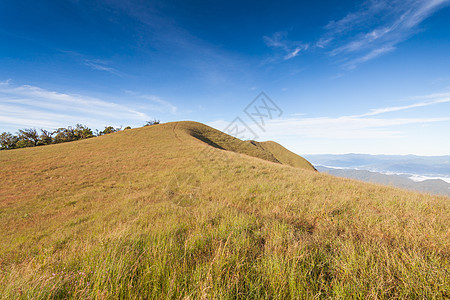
(0, 121, 448, 299)
(177, 121, 316, 170)
(252, 140, 317, 170)
(175, 121, 315, 171)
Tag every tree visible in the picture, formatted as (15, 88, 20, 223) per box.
(0, 132, 18, 150)
(73, 124, 94, 140)
(101, 126, 117, 135)
(53, 127, 75, 143)
(145, 120, 160, 126)
(124, 126, 132, 130)
(1, 123, 132, 150)
(18, 128, 40, 146)
(16, 139, 34, 148)
(39, 129, 53, 145)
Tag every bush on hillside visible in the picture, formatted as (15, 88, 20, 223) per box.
(0, 132, 19, 150)
(18, 128, 40, 146)
(0, 121, 161, 151)
(144, 120, 160, 126)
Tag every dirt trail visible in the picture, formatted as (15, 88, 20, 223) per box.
(172, 122, 183, 142)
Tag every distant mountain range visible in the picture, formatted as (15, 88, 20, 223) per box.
(304, 154, 450, 196)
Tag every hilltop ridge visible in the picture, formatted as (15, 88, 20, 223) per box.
(172, 121, 316, 171)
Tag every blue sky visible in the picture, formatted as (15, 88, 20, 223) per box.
(1, 0, 450, 155)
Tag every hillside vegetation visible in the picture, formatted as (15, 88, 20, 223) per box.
(251, 140, 316, 171)
(0, 121, 448, 299)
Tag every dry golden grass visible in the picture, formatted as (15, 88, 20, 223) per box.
(0, 121, 448, 299)
(252, 140, 316, 170)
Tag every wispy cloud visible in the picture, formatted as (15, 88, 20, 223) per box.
(97, 0, 246, 85)
(320, 0, 450, 68)
(357, 94, 450, 117)
(263, 1, 450, 68)
(123, 90, 178, 114)
(142, 95, 178, 114)
(263, 116, 449, 139)
(84, 59, 122, 76)
(210, 115, 449, 140)
(59, 50, 124, 76)
(0, 82, 150, 130)
(0, 79, 12, 86)
(343, 45, 396, 69)
(264, 31, 309, 61)
(209, 92, 450, 139)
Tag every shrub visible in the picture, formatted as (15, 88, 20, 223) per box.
(0, 132, 18, 150)
(18, 128, 40, 146)
(145, 120, 160, 126)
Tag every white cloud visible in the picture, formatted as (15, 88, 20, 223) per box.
(123, 90, 178, 114)
(412, 92, 450, 100)
(264, 1, 449, 68)
(210, 116, 449, 140)
(264, 32, 309, 61)
(320, 0, 450, 67)
(262, 116, 449, 139)
(315, 37, 332, 49)
(0, 82, 150, 130)
(0, 79, 12, 86)
(357, 95, 450, 116)
(344, 46, 396, 69)
(141, 95, 178, 114)
(83, 59, 124, 76)
(208, 92, 450, 140)
(284, 47, 302, 60)
(289, 112, 305, 117)
(60, 51, 124, 76)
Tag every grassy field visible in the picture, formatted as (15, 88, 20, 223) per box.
(0, 121, 448, 299)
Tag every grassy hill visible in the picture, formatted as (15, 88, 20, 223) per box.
(250, 140, 316, 171)
(0, 121, 448, 299)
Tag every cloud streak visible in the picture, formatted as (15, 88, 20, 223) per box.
(209, 92, 450, 140)
(320, 0, 450, 68)
(98, 0, 247, 85)
(60, 50, 125, 76)
(0, 82, 151, 131)
(264, 31, 309, 61)
(260, 117, 449, 139)
(357, 94, 450, 117)
(124, 90, 178, 114)
(265, 1, 450, 68)
(84, 59, 123, 76)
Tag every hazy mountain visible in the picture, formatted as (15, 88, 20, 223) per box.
(305, 154, 450, 196)
(316, 166, 450, 196)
